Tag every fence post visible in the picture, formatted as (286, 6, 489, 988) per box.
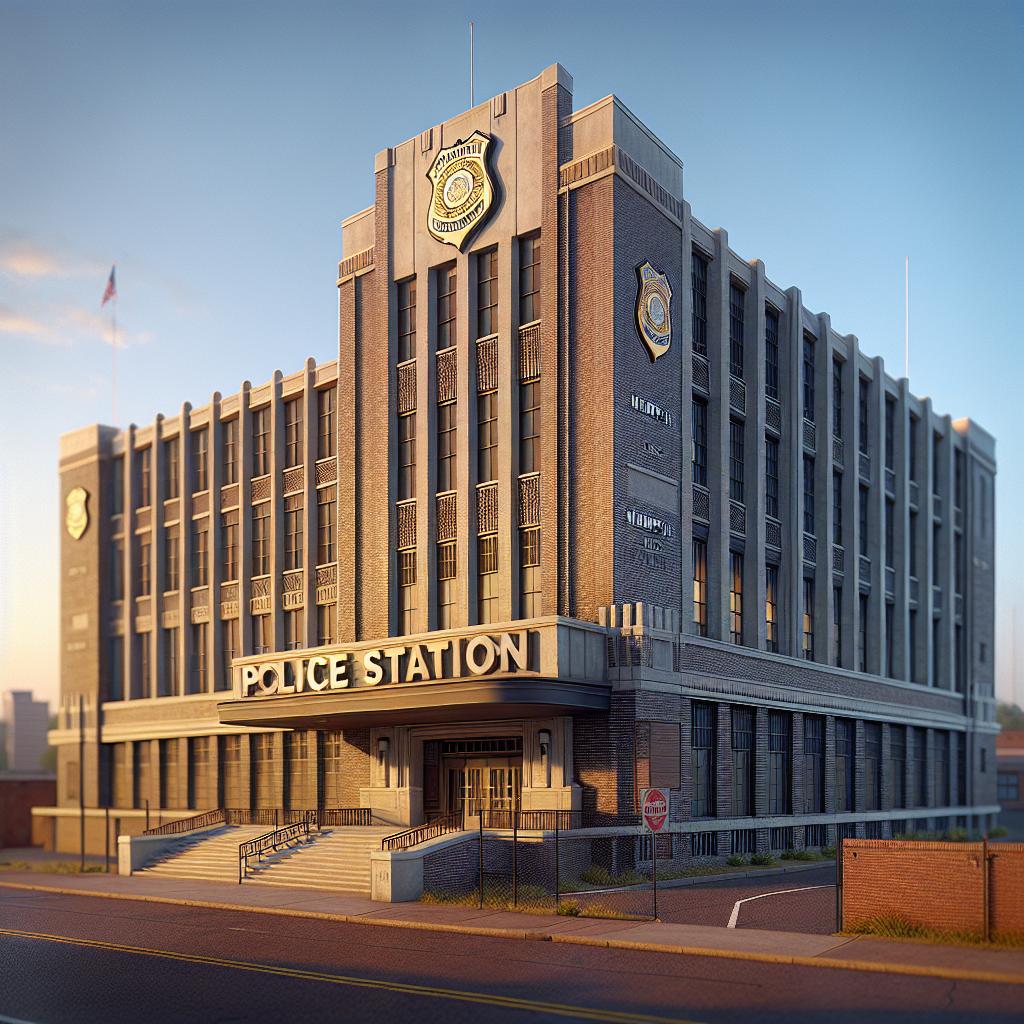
(105, 807, 110, 873)
(145, 799, 150, 831)
(512, 810, 518, 908)
(836, 836, 844, 932)
(982, 838, 990, 943)
(478, 814, 484, 910)
(652, 833, 658, 921)
(115, 817, 121, 873)
(555, 819, 560, 908)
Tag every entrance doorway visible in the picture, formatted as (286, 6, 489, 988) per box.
(439, 737, 522, 828)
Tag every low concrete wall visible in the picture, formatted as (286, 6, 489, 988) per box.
(116, 824, 226, 876)
(842, 839, 1024, 939)
(371, 832, 476, 902)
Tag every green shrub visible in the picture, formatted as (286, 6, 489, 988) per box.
(990, 826, 1010, 839)
(556, 900, 581, 916)
(781, 849, 817, 861)
(750, 853, 774, 866)
(726, 855, 748, 867)
(822, 845, 837, 859)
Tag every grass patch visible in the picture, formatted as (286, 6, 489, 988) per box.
(0, 860, 106, 875)
(846, 914, 1024, 949)
(780, 849, 828, 861)
(577, 864, 646, 888)
(750, 853, 775, 866)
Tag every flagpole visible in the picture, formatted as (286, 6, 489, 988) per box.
(111, 292, 118, 424)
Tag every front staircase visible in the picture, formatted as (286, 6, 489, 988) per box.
(135, 825, 270, 883)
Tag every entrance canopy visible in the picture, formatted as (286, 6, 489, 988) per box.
(217, 618, 610, 730)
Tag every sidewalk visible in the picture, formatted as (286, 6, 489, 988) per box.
(1, 869, 1021, 985)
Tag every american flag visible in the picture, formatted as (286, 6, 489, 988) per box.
(101, 264, 117, 306)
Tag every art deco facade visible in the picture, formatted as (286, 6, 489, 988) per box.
(41, 64, 999, 859)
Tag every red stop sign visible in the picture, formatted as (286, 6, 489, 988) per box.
(641, 787, 668, 833)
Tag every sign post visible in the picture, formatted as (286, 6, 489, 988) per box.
(640, 787, 668, 920)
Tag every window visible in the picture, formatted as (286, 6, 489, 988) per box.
(865, 722, 882, 810)
(691, 702, 716, 817)
(284, 494, 303, 571)
(519, 234, 541, 323)
(252, 407, 270, 476)
(520, 527, 540, 617)
(728, 282, 744, 378)
(317, 388, 336, 460)
(934, 731, 950, 806)
(397, 277, 416, 362)
(885, 601, 895, 677)
(729, 552, 743, 645)
(191, 520, 208, 587)
(803, 456, 815, 535)
(954, 448, 965, 510)
(221, 510, 238, 581)
(164, 526, 179, 592)
(138, 532, 152, 596)
(732, 707, 754, 816)
(137, 634, 150, 696)
(477, 248, 498, 337)
(164, 627, 179, 696)
(691, 252, 708, 355)
(859, 378, 870, 455)
(222, 418, 238, 485)
(802, 578, 815, 661)
(398, 411, 415, 501)
(803, 716, 825, 813)
(191, 429, 208, 492)
(437, 541, 456, 628)
(765, 307, 779, 399)
(803, 334, 815, 422)
(252, 613, 270, 656)
(691, 400, 708, 486)
(138, 447, 152, 507)
(437, 402, 456, 493)
(317, 486, 335, 565)
(998, 773, 1020, 802)
(765, 437, 779, 518)
(220, 618, 238, 690)
(768, 711, 790, 815)
(317, 603, 336, 647)
(729, 420, 744, 502)
(111, 456, 124, 515)
(885, 398, 895, 471)
(107, 636, 124, 701)
(191, 621, 207, 693)
(284, 609, 304, 652)
(478, 535, 498, 624)
(913, 727, 927, 806)
(859, 485, 869, 557)
(858, 594, 869, 672)
(164, 437, 179, 499)
(519, 380, 540, 474)
(833, 473, 843, 544)
(832, 359, 843, 438)
(890, 726, 907, 808)
(909, 609, 918, 681)
(909, 415, 918, 481)
(932, 522, 940, 581)
(284, 398, 303, 467)
(932, 433, 941, 494)
(436, 263, 457, 349)
(252, 503, 270, 576)
(833, 585, 842, 667)
(111, 538, 124, 601)
(909, 512, 918, 578)
(399, 550, 416, 634)
(885, 500, 895, 569)
(692, 539, 708, 636)
(765, 564, 779, 653)
(478, 391, 497, 482)
(835, 719, 855, 811)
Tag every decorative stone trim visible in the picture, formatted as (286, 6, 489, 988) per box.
(436, 347, 457, 403)
(397, 360, 417, 415)
(436, 492, 457, 543)
(315, 459, 336, 486)
(477, 482, 498, 535)
(518, 474, 540, 528)
(282, 466, 303, 494)
(476, 335, 498, 393)
(519, 322, 541, 381)
(337, 246, 374, 281)
(220, 483, 238, 509)
(397, 500, 416, 550)
(251, 475, 271, 502)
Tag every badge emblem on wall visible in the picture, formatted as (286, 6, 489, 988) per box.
(634, 260, 673, 362)
(65, 486, 89, 540)
(426, 130, 496, 250)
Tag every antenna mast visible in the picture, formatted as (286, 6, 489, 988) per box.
(470, 21, 475, 107)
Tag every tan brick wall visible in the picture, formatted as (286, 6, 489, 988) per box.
(842, 839, 1024, 938)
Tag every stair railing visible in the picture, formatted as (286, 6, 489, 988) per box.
(238, 810, 316, 883)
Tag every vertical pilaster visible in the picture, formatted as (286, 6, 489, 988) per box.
(709, 228, 731, 642)
(782, 288, 803, 656)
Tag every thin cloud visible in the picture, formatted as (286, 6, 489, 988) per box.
(0, 305, 54, 339)
(62, 306, 153, 349)
(0, 233, 106, 280)
(0, 303, 152, 349)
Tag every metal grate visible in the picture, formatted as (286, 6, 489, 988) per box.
(691, 831, 718, 857)
(692, 353, 710, 394)
(765, 397, 781, 434)
(476, 335, 498, 393)
(251, 475, 271, 502)
(436, 492, 457, 543)
(729, 500, 746, 536)
(803, 533, 817, 564)
(729, 375, 746, 414)
(315, 459, 337, 486)
(693, 484, 711, 522)
(765, 516, 782, 550)
(832, 435, 844, 467)
(518, 473, 540, 528)
(519, 321, 541, 381)
(397, 359, 417, 415)
(803, 418, 816, 453)
(832, 544, 845, 574)
(436, 347, 457, 403)
(804, 824, 827, 848)
(732, 829, 756, 855)
(283, 467, 303, 494)
(397, 500, 416, 550)
(769, 827, 794, 851)
(477, 482, 498, 535)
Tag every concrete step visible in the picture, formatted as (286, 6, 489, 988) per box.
(245, 877, 371, 894)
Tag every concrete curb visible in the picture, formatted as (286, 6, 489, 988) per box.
(2, 880, 1021, 986)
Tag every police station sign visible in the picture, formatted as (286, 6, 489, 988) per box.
(236, 628, 533, 700)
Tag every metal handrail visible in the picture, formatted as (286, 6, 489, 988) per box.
(480, 809, 581, 831)
(381, 812, 463, 852)
(320, 807, 373, 827)
(239, 811, 316, 883)
(142, 808, 225, 836)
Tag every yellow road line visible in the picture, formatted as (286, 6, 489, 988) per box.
(0, 926, 700, 1024)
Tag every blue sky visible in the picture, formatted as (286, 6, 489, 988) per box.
(1, 0, 1021, 708)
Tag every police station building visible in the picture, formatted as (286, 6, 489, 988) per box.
(42, 64, 1000, 878)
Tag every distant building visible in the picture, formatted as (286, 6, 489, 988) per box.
(2, 691, 50, 773)
(997, 731, 1024, 811)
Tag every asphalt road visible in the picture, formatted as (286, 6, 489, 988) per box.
(0, 889, 1018, 1024)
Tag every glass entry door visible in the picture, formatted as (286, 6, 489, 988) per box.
(444, 758, 521, 827)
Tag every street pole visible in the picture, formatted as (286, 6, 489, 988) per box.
(78, 695, 85, 871)
(652, 834, 658, 921)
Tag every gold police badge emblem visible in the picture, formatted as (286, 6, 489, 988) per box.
(66, 486, 89, 540)
(426, 130, 496, 250)
(635, 261, 673, 362)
